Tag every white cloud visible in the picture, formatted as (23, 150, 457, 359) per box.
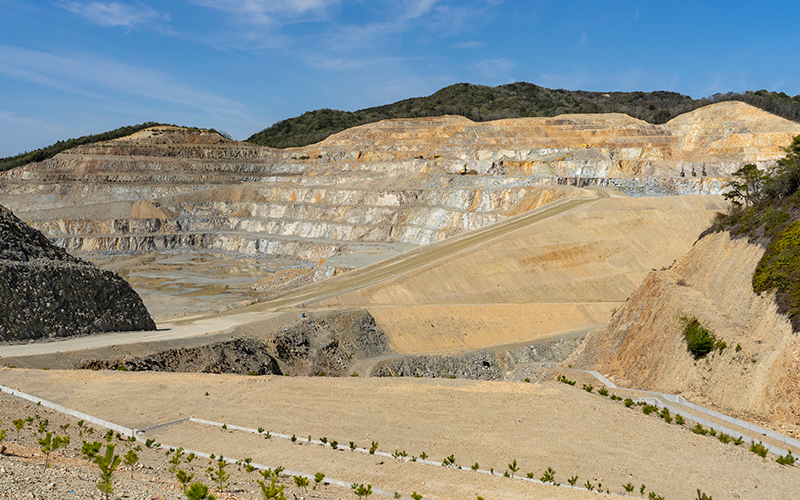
(0, 44, 248, 119)
(187, 0, 342, 25)
(452, 41, 486, 49)
(60, 1, 163, 28)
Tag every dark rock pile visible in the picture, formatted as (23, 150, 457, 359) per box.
(0, 204, 155, 342)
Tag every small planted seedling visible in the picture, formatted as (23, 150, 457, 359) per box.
(256, 476, 285, 500)
(314, 472, 325, 484)
(351, 483, 373, 499)
(94, 444, 121, 500)
(291, 435, 297, 442)
(294, 475, 310, 492)
(733, 435, 744, 446)
(717, 432, 732, 444)
(507, 459, 519, 478)
(411, 493, 422, 500)
(419, 451, 428, 460)
(257, 427, 264, 433)
(584, 480, 594, 491)
(675, 414, 685, 425)
(624, 398, 634, 408)
(691, 424, 708, 435)
(567, 475, 578, 487)
(320, 437, 328, 444)
(582, 384, 594, 393)
(642, 404, 658, 415)
(350, 441, 356, 451)
(369, 441, 379, 455)
(472, 463, 480, 471)
(598, 387, 609, 396)
(176, 469, 194, 492)
(330, 440, 338, 450)
(696, 490, 713, 500)
(624, 482, 634, 494)
(442, 454, 456, 468)
(540, 467, 557, 485)
(39, 432, 68, 469)
(750, 441, 768, 458)
(776, 451, 796, 466)
(123, 449, 138, 477)
(206, 458, 230, 491)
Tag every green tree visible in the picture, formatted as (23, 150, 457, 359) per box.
(186, 481, 217, 500)
(724, 164, 770, 207)
(94, 444, 122, 500)
(39, 432, 68, 469)
(177, 469, 195, 492)
(123, 449, 139, 477)
(256, 476, 286, 500)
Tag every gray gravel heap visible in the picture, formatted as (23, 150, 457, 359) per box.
(0, 204, 155, 342)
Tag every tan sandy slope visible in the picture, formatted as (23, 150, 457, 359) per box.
(0, 368, 797, 500)
(324, 194, 727, 354)
(569, 231, 800, 435)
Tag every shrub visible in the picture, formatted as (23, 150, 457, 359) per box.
(598, 387, 609, 396)
(675, 414, 685, 425)
(411, 493, 422, 500)
(351, 483, 373, 499)
(176, 469, 194, 492)
(717, 432, 732, 444)
(750, 441, 768, 458)
(206, 459, 230, 491)
(294, 475, 309, 492)
(680, 315, 717, 359)
(558, 375, 576, 385)
(624, 398, 634, 408)
(691, 424, 708, 435)
(256, 476, 285, 500)
(315, 472, 325, 483)
(185, 481, 217, 500)
(776, 451, 796, 466)
(642, 404, 658, 415)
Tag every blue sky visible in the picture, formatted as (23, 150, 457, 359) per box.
(1, 1, 799, 157)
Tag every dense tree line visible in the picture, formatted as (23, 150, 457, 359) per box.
(713, 135, 800, 331)
(246, 83, 800, 148)
(0, 122, 167, 172)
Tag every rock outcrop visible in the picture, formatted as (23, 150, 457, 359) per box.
(567, 231, 800, 433)
(1, 103, 797, 266)
(0, 204, 155, 342)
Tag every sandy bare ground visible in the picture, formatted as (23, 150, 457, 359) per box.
(0, 368, 796, 500)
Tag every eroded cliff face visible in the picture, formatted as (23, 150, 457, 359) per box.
(0, 204, 156, 342)
(568, 231, 800, 432)
(0, 103, 797, 269)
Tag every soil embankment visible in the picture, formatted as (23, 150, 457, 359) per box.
(569, 231, 800, 435)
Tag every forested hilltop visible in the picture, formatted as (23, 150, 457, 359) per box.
(247, 82, 800, 148)
(0, 122, 166, 172)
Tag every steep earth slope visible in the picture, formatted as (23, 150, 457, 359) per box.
(0, 204, 155, 342)
(323, 194, 727, 354)
(568, 231, 800, 434)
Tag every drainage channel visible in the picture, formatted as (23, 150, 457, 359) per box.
(578, 370, 800, 457)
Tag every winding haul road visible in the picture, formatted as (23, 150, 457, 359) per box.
(0, 187, 611, 360)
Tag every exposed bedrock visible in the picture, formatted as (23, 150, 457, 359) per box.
(2, 102, 798, 270)
(80, 309, 390, 377)
(0, 204, 155, 342)
(369, 336, 583, 380)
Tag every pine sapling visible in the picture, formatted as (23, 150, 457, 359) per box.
(94, 444, 122, 500)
